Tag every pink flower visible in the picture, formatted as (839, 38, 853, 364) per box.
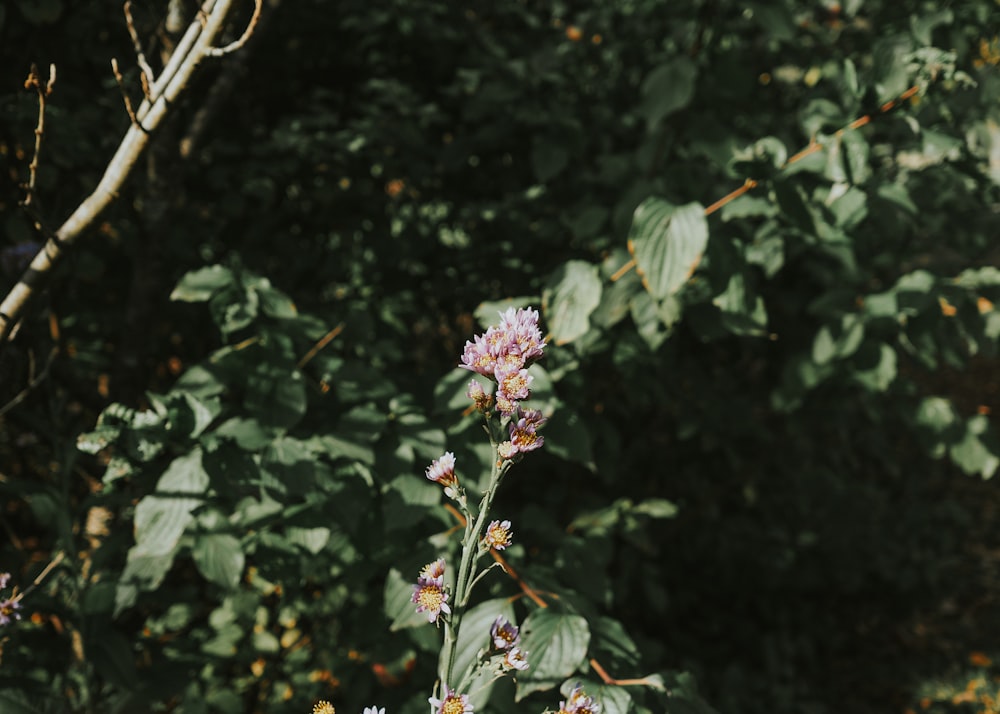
(483, 520, 513, 551)
(428, 686, 473, 714)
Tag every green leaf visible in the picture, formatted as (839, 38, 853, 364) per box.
(256, 283, 298, 318)
(812, 314, 865, 364)
(949, 415, 1000, 479)
(385, 567, 431, 631)
(285, 526, 331, 554)
(115, 547, 178, 616)
(244, 364, 306, 430)
(133, 449, 209, 556)
(0, 690, 46, 713)
(543, 260, 603, 345)
(516, 610, 591, 700)
(192, 534, 245, 589)
(628, 199, 709, 301)
(452, 598, 515, 699)
(383, 474, 440, 532)
(170, 265, 235, 302)
(851, 342, 897, 392)
(532, 138, 570, 183)
(639, 58, 697, 126)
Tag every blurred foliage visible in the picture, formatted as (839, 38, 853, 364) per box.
(1, 1, 1000, 713)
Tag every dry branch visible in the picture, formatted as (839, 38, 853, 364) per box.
(0, 0, 258, 346)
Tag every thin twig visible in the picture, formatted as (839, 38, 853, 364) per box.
(297, 322, 344, 369)
(589, 658, 663, 687)
(123, 1, 156, 100)
(611, 84, 922, 281)
(10, 551, 65, 605)
(0, 345, 58, 417)
(19, 63, 55, 209)
(206, 0, 262, 56)
(110, 58, 144, 131)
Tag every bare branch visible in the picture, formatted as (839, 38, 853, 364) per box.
(0, 0, 246, 345)
(206, 0, 262, 57)
(123, 1, 156, 100)
(0, 345, 58, 418)
(19, 63, 56, 209)
(110, 58, 144, 130)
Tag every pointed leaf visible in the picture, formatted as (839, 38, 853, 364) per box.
(543, 260, 603, 345)
(192, 534, 245, 589)
(133, 449, 209, 556)
(516, 610, 590, 700)
(628, 199, 708, 301)
(170, 265, 235, 303)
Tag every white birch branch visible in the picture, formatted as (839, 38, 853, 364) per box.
(0, 0, 247, 344)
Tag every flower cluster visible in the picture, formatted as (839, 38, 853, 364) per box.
(557, 684, 600, 714)
(0, 572, 21, 627)
(412, 559, 450, 624)
(490, 615, 529, 671)
(429, 686, 474, 714)
(460, 307, 546, 418)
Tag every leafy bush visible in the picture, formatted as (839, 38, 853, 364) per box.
(1, 1, 999, 713)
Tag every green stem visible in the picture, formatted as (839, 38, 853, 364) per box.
(439, 453, 507, 689)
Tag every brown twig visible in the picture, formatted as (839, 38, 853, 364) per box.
(0, 345, 58, 418)
(9, 551, 66, 606)
(123, 1, 156, 100)
(206, 0, 263, 57)
(588, 658, 662, 687)
(611, 84, 922, 281)
(110, 58, 144, 130)
(296, 322, 344, 369)
(19, 63, 55, 209)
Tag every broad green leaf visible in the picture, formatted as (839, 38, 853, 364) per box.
(812, 314, 865, 364)
(628, 199, 709, 301)
(516, 610, 590, 700)
(773, 180, 815, 234)
(452, 598, 515, 698)
(285, 526, 331, 554)
(256, 283, 298, 318)
(134, 449, 209, 556)
(245, 365, 306, 430)
(115, 547, 178, 616)
(720, 195, 776, 221)
(629, 291, 675, 349)
(713, 273, 768, 337)
(192, 534, 245, 589)
(385, 567, 433, 631)
(383, 474, 441, 532)
(950, 415, 1000, 479)
(851, 343, 897, 392)
(543, 260, 603, 345)
(633, 498, 679, 519)
(171, 265, 235, 302)
(639, 58, 697, 126)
